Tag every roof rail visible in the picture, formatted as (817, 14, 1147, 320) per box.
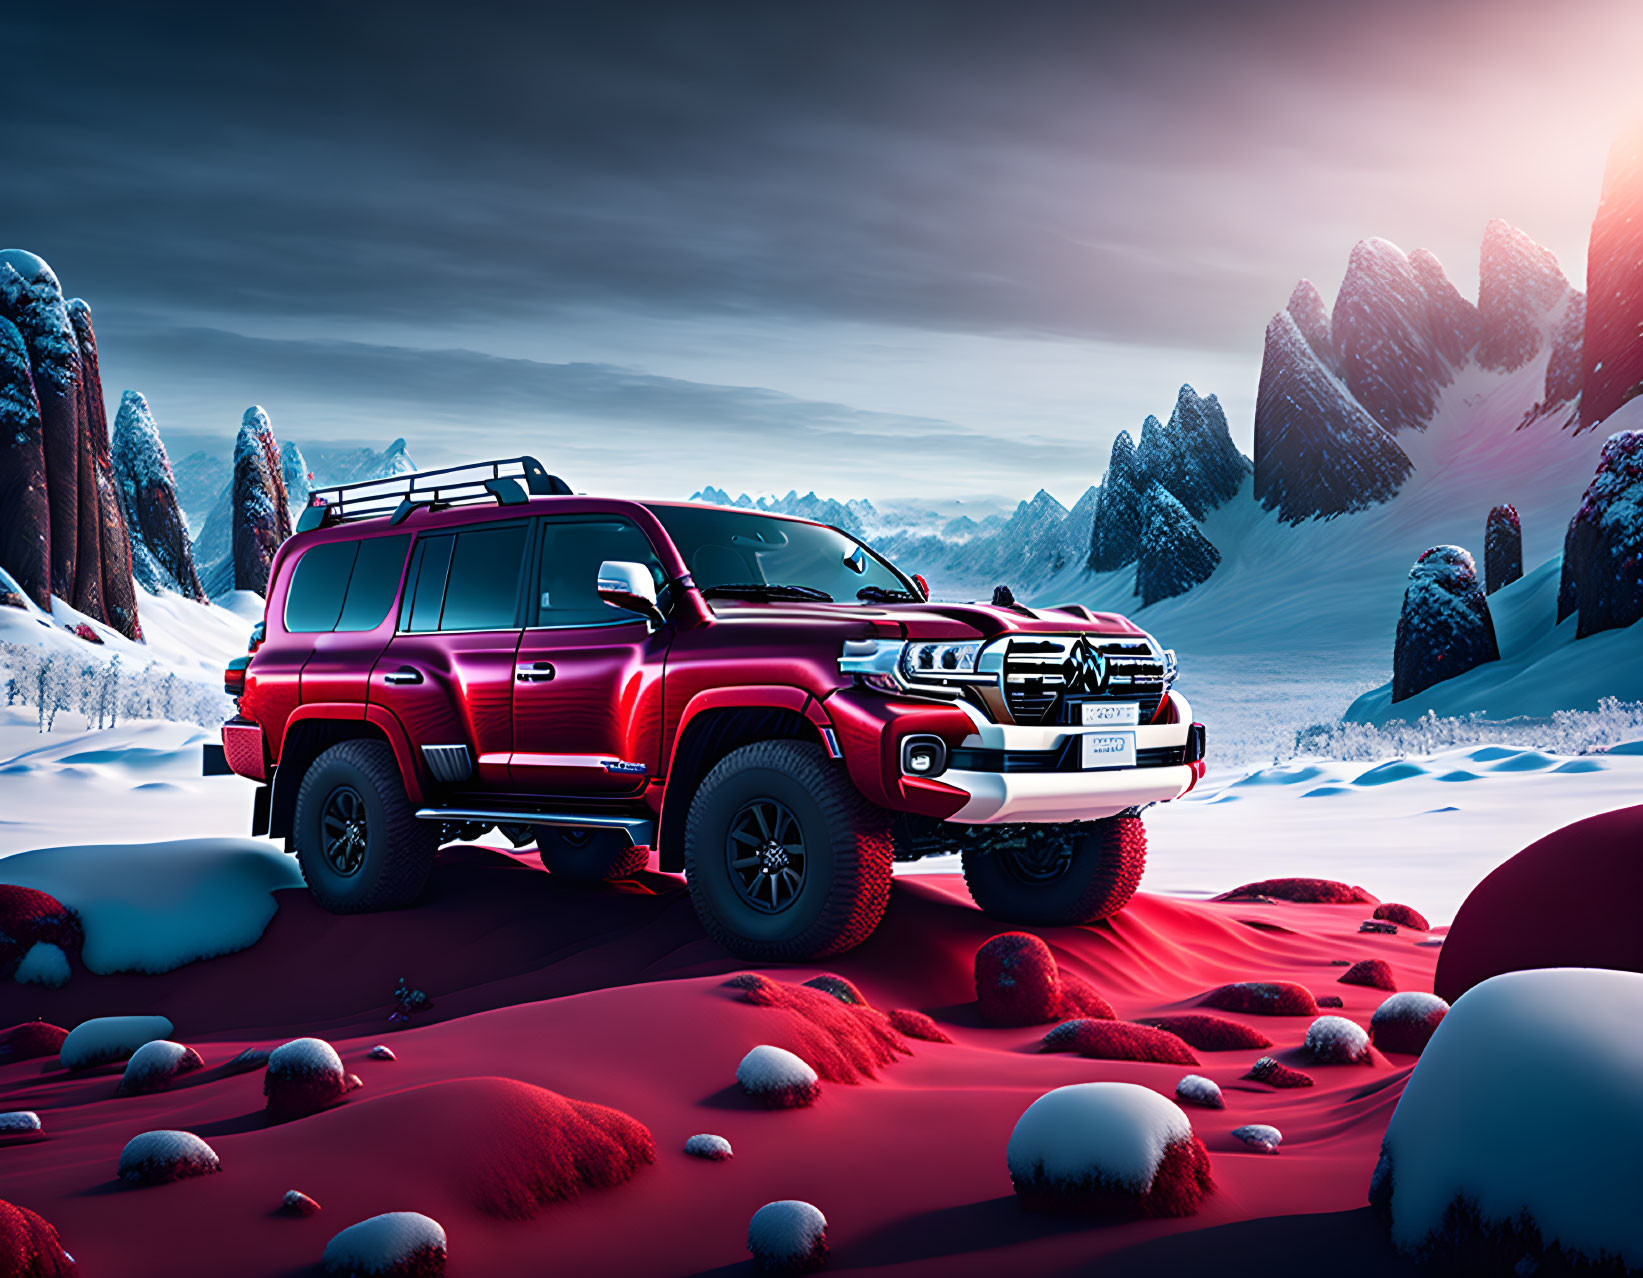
(296, 456, 571, 532)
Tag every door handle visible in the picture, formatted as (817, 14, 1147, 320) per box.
(383, 666, 423, 686)
(516, 661, 555, 683)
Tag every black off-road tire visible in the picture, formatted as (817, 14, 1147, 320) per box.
(294, 739, 439, 913)
(684, 740, 894, 960)
(961, 816, 1146, 926)
(538, 827, 648, 881)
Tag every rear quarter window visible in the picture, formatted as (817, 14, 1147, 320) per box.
(283, 535, 410, 634)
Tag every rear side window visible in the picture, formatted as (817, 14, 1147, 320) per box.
(398, 523, 529, 632)
(284, 535, 410, 633)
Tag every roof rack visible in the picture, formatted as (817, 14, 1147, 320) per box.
(296, 456, 571, 532)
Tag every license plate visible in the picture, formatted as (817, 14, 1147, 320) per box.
(1080, 700, 1140, 726)
(1080, 731, 1136, 769)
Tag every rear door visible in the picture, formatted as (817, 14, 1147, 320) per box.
(289, 533, 413, 708)
(510, 514, 670, 797)
(370, 520, 531, 791)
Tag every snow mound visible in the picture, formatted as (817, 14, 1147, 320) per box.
(1243, 1056, 1315, 1088)
(322, 1211, 446, 1277)
(887, 1009, 952, 1043)
(266, 1038, 352, 1121)
(118, 1130, 220, 1186)
(0, 838, 302, 974)
(1007, 1082, 1213, 1217)
(0, 1112, 40, 1135)
(726, 973, 908, 1082)
(801, 973, 866, 1005)
(367, 1045, 396, 1062)
(60, 1015, 173, 1070)
(1374, 903, 1430, 931)
(1372, 968, 1643, 1271)
(1175, 1075, 1224, 1109)
(1202, 981, 1319, 1016)
(1232, 1123, 1283, 1154)
(1305, 1015, 1373, 1064)
(1040, 1019, 1199, 1065)
(737, 1045, 820, 1109)
(684, 1133, 734, 1161)
(1215, 878, 1376, 904)
(0, 1197, 74, 1278)
(974, 932, 1063, 1026)
(118, 1040, 204, 1095)
(1338, 958, 1397, 991)
(13, 943, 68, 987)
(0, 884, 81, 979)
(0, 1022, 66, 1064)
(282, 1189, 322, 1216)
(748, 1200, 827, 1273)
(1370, 991, 1450, 1056)
(1136, 1014, 1272, 1051)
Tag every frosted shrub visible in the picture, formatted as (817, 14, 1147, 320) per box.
(0, 640, 231, 730)
(1287, 698, 1643, 762)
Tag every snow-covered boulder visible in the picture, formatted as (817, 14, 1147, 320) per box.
(1134, 483, 1220, 607)
(0, 1112, 41, 1136)
(118, 1040, 205, 1095)
(1392, 546, 1499, 702)
(1371, 968, 1643, 1272)
(1243, 1056, 1314, 1088)
(684, 1133, 734, 1161)
(1175, 1075, 1224, 1110)
(737, 1045, 820, 1109)
(1370, 991, 1450, 1056)
(367, 1045, 396, 1062)
(748, 1200, 827, 1273)
(974, 932, 1062, 1026)
(0, 1196, 74, 1278)
(111, 390, 205, 600)
(1007, 1082, 1214, 1217)
(60, 1015, 174, 1070)
(1305, 1015, 1373, 1064)
(1483, 505, 1522, 595)
(13, 943, 69, 988)
(266, 1037, 353, 1120)
(118, 1130, 220, 1186)
(282, 1189, 322, 1217)
(1232, 1124, 1283, 1154)
(1565, 430, 1643, 639)
(1338, 958, 1397, 991)
(322, 1211, 446, 1277)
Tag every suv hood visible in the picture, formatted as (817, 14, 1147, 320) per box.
(703, 598, 1146, 641)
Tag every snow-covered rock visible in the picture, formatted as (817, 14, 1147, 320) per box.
(736, 1045, 820, 1109)
(0, 315, 51, 610)
(1392, 546, 1499, 702)
(118, 1040, 205, 1095)
(1332, 237, 1455, 434)
(1007, 1082, 1213, 1216)
(70, 299, 141, 640)
(118, 1129, 220, 1185)
(1410, 247, 1480, 368)
(229, 407, 287, 596)
(684, 1133, 734, 1161)
(1565, 430, 1643, 639)
(1369, 991, 1450, 1056)
(1160, 384, 1249, 519)
(1305, 1015, 1373, 1064)
(1581, 123, 1643, 433)
(321, 1211, 446, 1277)
(112, 390, 204, 600)
(748, 1200, 827, 1273)
(1371, 968, 1643, 1271)
(282, 1189, 322, 1217)
(0, 1112, 40, 1136)
(0, 884, 82, 980)
(1135, 483, 1220, 607)
(1174, 1075, 1224, 1110)
(1286, 279, 1343, 373)
(801, 974, 866, 1006)
(59, 1015, 173, 1070)
(266, 1037, 352, 1120)
(12, 942, 68, 987)
(1483, 505, 1521, 595)
(1244, 1056, 1314, 1088)
(280, 440, 312, 519)
(1232, 1123, 1282, 1154)
(367, 1045, 396, 1062)
(1475, 219, 1574, 373)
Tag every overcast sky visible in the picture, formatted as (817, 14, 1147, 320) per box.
(3, 0, 1639, 508)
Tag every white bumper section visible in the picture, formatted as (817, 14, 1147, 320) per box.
(941, 690, 1197, 825)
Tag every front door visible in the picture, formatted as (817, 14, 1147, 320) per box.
(370, 519, 531, 790)
(510, 515, 670, 797)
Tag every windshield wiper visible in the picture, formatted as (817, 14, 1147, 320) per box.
(856, 585, 920, 603)
(700, 582, 834, 602)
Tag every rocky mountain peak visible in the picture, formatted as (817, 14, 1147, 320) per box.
(1331, 236, 1452, 433)
(1476, 218, 1573, 372)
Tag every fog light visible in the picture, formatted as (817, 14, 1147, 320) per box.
(900, 735, 948, 778)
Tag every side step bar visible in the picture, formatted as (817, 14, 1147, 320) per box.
(414, 806, 654, 847)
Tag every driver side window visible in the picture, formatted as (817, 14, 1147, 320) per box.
(532, 516, 664, 629)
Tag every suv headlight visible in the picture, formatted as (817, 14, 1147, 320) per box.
(839, 638, 989, 696)
(901, 641, 981, 679)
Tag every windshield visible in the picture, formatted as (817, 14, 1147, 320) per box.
(645, 504, 916, 604)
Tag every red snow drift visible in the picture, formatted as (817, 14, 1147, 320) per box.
(1215, 878, 1376, 905)
(1136, 1014, 1272, 1051)
(887, 1010, 952, 1043)
(1338, 959, 1397, 991)
(1436, 806, 1643, 1003)
(0, 886, 82, 978)
(1372, 903, 1429, 931)
(726, 974, 908, 1082)
(1040, 1020, 1199, 1065)
(1013, 1136, 1215, 1219)
(975, 933, 1063, 1026)
(0, 1199, 73, 1278)
(0, 1022, 68, 1065)
(1201, 981, 1319, 1016)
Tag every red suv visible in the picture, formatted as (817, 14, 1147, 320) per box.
(210, 457, 1205, 959)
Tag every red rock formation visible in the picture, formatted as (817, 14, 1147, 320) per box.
(0, 318, 50, 610)
(1579, 122, 1643, 432)
(231, 407, 287, 594)
(69, 300, 140, 637)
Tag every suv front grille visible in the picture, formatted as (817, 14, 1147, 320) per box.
(999, 635, 1167, 725)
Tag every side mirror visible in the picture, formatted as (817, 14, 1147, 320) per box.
(597, 560, 665, 626)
